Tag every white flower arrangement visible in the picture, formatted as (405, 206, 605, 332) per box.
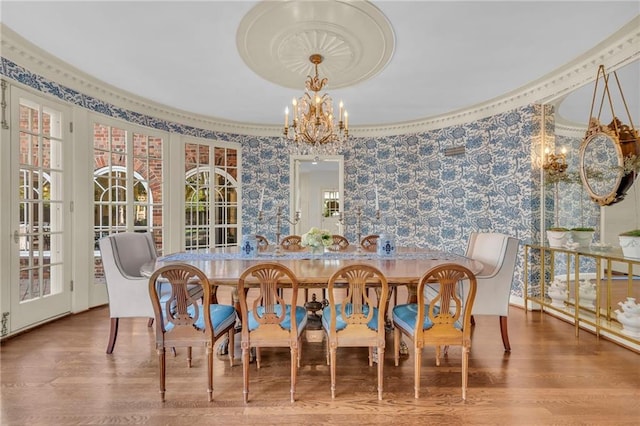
(301, 227, 332, 248)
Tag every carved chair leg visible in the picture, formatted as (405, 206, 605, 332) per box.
(462, 345, 469, 400)
(147, 318, 154, 327)
(242, 346, 250, 403)
(158, 347, 166, 402)
(393, 327, 400, 366)
(377, 347, 384, 400)
(228, 329, 235, 367)
(414, 346, 422, 399)
(290, 346, 297, 403)
(207, 346, 214, 402)
(500, 315, 511, 352)
(330, 346, 337, 399)
(106, 317, 119, 354)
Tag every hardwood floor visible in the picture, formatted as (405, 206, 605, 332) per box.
(1, 305, 639, 425)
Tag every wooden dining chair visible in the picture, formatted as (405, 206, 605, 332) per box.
(237, 262, 307, 403)
(322, 264, 389, 400)
(360, 234, 379, 252)
(148, 263, 237, 402)
(392, 263, 477, 400)
(255, 234, 269, 251)
(280, 235, 304, 251)
(326, 234, 349, 251)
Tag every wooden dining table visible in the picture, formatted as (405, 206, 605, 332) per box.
(143, 245, 484, 290)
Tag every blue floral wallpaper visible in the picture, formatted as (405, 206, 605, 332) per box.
(242, 108, 539, 298)
(2, 55, 570, 300)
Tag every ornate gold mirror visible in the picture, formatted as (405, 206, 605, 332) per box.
(579, 65, 640, 206)
(580, 119, 638, 205)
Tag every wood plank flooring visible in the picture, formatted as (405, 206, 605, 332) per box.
(1, 305, 639, 425)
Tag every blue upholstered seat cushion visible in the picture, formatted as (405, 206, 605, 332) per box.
(248, 305, 308, 335)
(321, 304, 379, 332)
(393, 303, 463, 333)
(392, 304, 433, 332)
(194, 304, 237, 336)
(164, 303, 236, 337)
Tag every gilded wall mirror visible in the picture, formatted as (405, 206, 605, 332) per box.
(579, 119, 638, 206)
(578, 65, 640, 206)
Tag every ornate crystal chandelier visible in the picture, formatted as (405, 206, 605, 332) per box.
(284, 54, 349, 156)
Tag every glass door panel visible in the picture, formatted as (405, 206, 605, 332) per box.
(185, 142, 239, 250)
(10, 90, 71, 333)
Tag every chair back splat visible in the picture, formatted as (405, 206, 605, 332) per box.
(326, 235, 350, 251)
(255, 235, 269, 251)
(360, 234, 379, 252)
(280, 235, 304, 251)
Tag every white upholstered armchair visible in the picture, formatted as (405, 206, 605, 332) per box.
(462, 232, 520, 352)
(99, 232, 164, 354)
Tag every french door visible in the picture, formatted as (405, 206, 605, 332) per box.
(9, 88, 72, 332)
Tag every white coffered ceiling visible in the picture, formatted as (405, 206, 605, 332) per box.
(1, 1, 638, 131)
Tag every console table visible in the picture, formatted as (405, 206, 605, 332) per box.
(524, 243, 640, 352)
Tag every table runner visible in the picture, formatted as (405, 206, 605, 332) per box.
(160, 250, 466, 262)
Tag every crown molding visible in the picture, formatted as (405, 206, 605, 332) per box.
(0, 24, 279, 137)
(1, 16, 638, 138)
(357, 15, 640, 136)
(554, 119, 587, 139)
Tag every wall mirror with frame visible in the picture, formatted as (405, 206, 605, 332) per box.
(289, 155, 344, 236)
(577, 64, 639, 207)
(579, 118, 639, 207)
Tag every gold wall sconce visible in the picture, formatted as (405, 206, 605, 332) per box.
(543, 146, 568, 174)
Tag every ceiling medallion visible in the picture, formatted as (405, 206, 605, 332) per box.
(236, 0, 395, 90)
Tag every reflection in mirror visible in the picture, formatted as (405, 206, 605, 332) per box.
(290, 155, 344, 236)
(580, 132, 622, 201)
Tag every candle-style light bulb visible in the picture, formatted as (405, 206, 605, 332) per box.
(285, 107, 289, 128)
(339, 101, 344, 121)
(344, 111, 348, 130)
(292, 98, 297, 122)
